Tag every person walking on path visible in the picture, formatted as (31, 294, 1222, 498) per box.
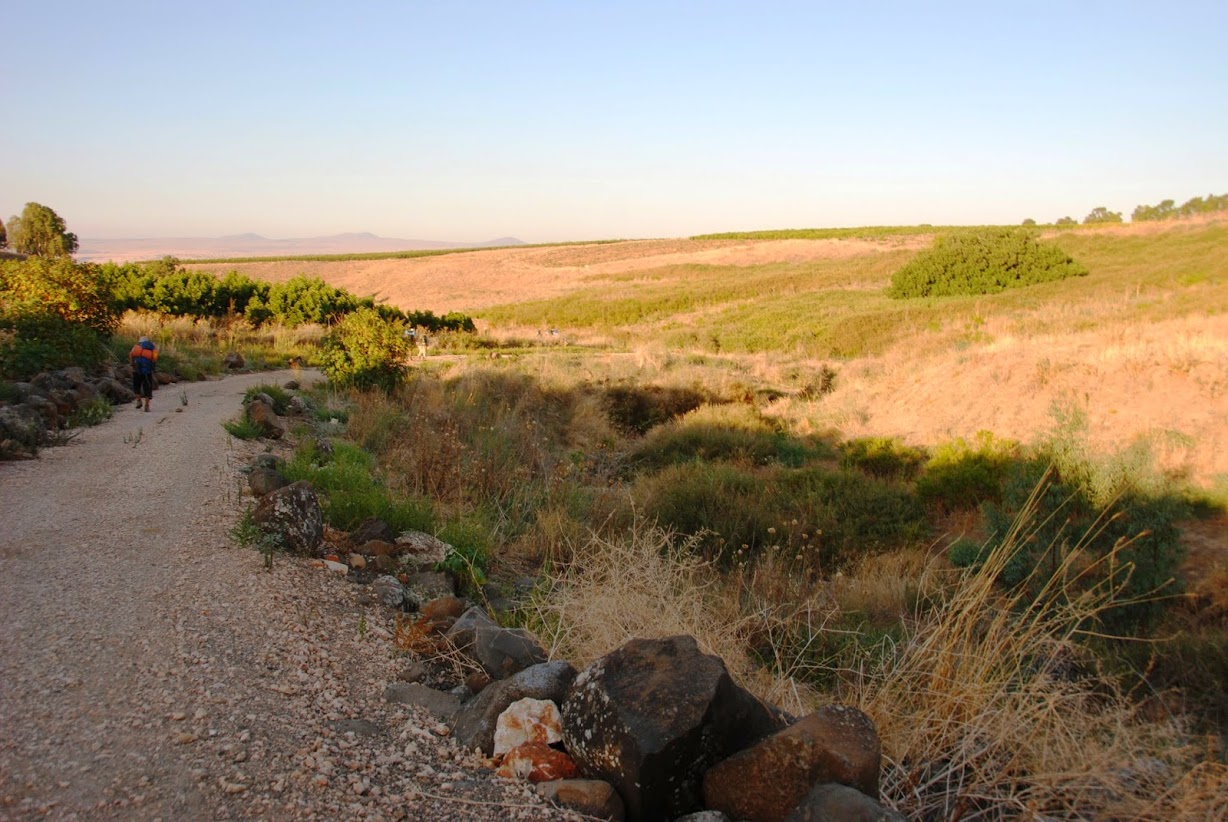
(129, 335, 158, 411)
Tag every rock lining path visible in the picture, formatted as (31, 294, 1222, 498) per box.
(0, 370, 572, 821)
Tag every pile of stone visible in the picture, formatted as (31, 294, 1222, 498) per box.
(246, 481, 903, 821)
(0, 365, 172, 458)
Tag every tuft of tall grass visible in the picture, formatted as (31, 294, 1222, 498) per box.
(858, 482, 1226, 820)
(281, 440, 433, 533)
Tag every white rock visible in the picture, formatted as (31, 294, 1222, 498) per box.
(492, 697, 563, 756)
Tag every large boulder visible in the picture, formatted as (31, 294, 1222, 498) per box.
(95, 377, 135, 404)
(23, 394, 61, 430)
(783, 783, 905, 822)
(453, 661, 577, 756)
(0, 406, 43, 456)
(445, 606, 500, 650)
(395, 530, 453, 568)
(562, 635, 786, 822)
(473, 625, 548, 681)
(702, 705, 882, 822)
(372, 575, 407, 608)
(223, 351, 245, 369)
(443, 606, 546, 680)
(246, 398, 286, 439)
(252, 481, 323, 554)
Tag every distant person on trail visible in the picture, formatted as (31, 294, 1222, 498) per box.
(417, 334, 429, 359)
(129, 336, 158, 412)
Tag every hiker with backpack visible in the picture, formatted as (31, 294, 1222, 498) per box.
(129, 336, 158, 412)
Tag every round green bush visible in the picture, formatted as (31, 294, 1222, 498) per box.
(887, 229, 1087, 298)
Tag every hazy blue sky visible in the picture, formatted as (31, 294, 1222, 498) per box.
(2, 1, 1225, 242)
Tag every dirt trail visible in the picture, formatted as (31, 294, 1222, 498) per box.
(0, 371, 569, 821)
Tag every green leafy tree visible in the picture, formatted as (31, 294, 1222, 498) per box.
(1021, 218, 1037, 226)
(1132, 199, 1176, 222)
(1055, 216, 1076, 226)
(1083, 206, 1123, 224)
(320, 307, 410, 391)
(0, 257, 119, 377)
(0, 218, 7, 249)
(1176, 193, 1227, 218)
(6, 202, 79, 257)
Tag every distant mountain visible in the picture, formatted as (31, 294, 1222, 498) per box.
(75, 233, 526, 263)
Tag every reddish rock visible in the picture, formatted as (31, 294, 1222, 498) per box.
(246, 399, 285, 439)
(496, 741, 578, 783)
(537, 779, 626, 821)
(422, 595, 466, 621)
(361, 539, 399, 558)
(466, 670, 492, 695)
(702, 705, 882, 822)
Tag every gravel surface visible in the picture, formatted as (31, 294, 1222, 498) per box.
(0, 371, 576, 821)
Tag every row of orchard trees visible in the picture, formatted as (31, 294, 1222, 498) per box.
(102, 257, 474, 332)
(2, 254, 474, 380)
(1, 203, 474, 380)
(1131, 193, 1228, 223)
(1030, 191, 1228, 226)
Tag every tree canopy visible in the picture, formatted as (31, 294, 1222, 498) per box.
(6, 202, 79, 257)
(1083, 206, 1123, 225)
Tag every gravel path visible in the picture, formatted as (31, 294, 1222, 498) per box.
(0, 371, 574, 821)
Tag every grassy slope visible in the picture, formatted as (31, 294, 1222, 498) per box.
(479, 221, 1228, 357)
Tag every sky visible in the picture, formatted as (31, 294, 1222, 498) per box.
(2, 1, 1226, 243)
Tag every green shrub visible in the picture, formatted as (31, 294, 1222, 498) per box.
(953, 456, 1186, 633)
(282, 441, 433, 532)
(635, 461, 926, 571)
(887, 229, 1088, 298)
(321, 308, 410, 391)
(222, 418, 263, 440)
(67, 398, 114, 428)
(630, 404, 821, 470)
(777, 467, 928, 568)
(916, 431, 1019, 511)
(437, 516, 492, 590)
(840, 436, 927, 479)
(635, 461, 772, 564)
(604, 384, 707, 435)
(0, 315, 111, 379)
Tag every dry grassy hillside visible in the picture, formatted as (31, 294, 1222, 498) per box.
(187, 236, 926, 314)
(191, 223, 1228, 494)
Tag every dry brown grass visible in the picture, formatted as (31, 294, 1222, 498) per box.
(856, 481, 1227, 820)
(522, 520, 831, 716)
(521, 489, 1226, 819)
